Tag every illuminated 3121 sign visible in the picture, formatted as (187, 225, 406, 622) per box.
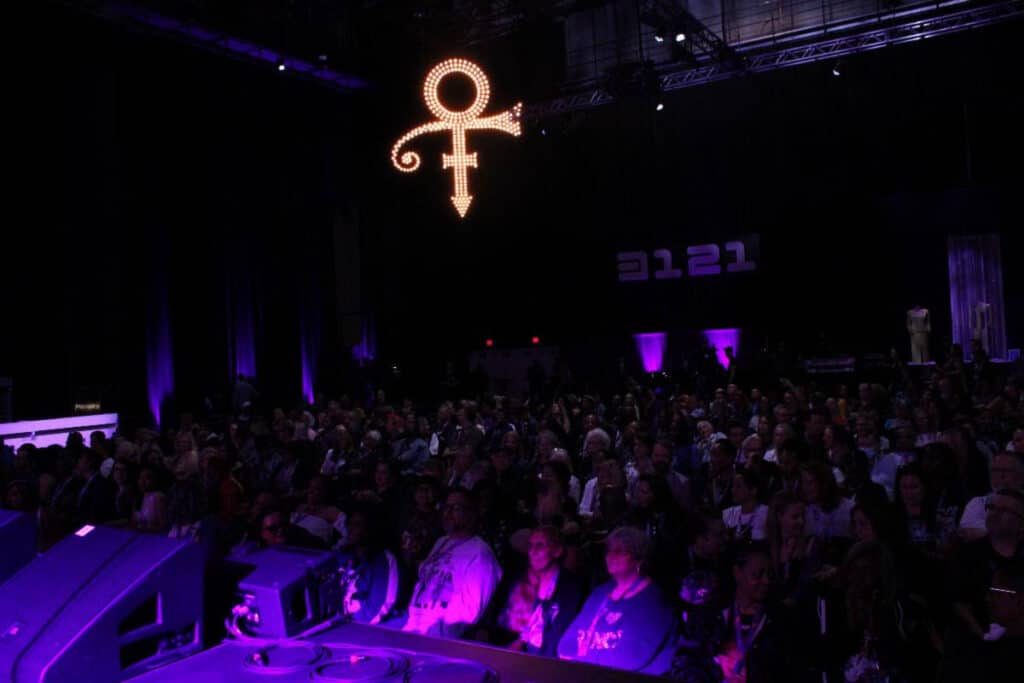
(617, 237, 759, 282)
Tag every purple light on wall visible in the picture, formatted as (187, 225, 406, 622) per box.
(947, 234, 1007, 360)
(227, 279, 257, 380)
(703, 328, 741, 368)
(299, 291, 321, 406)
(634, 332, 668, 373)
(233, 307, 256, 379)
(352, 318, 377, 366)
(145, 302, 174, 428)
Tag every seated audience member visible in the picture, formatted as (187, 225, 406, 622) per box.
(738, 434, 765, 468)
(335, 504, 401, 625)
(291, 475, 345, 547)
(766, 492, 820, 608)
(774, 438, 807, 497)
(943, 489, 1024, 681)
(652, 439, 690, 509)
(894, 462, 948, 551)
(72, 448, 116, 527)
(403, 489, 502, 638)
(823, 424, 855, 487)
(557, 526, 676, 674)
(4, 480, 34, 512)
(548, 448, 582, 504)
(850, 500, 900, 550)
(819, 541, 908, 683)
(111, 460, 139, 521)
(801, 461, 854, 542)
(959, 451, 1024, 541)
(579, 456, 625, 520)
(979, 567, 1024, 679)
(763, 423, 795, 463)
(258, 506, 327, 549)
(399, 476, 443, 577)
(722, 469, 769, 541)
(627, 473, 685, 593)
(485, 526, 584, 656)
(694, 440, 735, 511)
(680, 511, 732, 605)
(671, 542, 810, 683)
(132, 465, 168, 532)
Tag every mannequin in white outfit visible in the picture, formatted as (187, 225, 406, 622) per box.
(906, 306, 931, 363)
(972, 301, 992, 354)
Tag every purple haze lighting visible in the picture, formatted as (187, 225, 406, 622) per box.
(299, 291, 321, 406)
(634, 333, 668, 373)
(352, 318, 377, 366)
(145, 303, 174, 428)
(227, 279, 257, 380)
(703, 328, 740, 369)
(232, 308, 257, 379)
(947, 234, 1007, 360)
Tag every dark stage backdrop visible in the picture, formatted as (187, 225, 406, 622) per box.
(360, 20, 1023, 384)
(2, 6, 1021, 420)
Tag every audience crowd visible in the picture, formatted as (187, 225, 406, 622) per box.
(3, 346, 1024, 682)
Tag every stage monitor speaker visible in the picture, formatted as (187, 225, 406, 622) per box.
(229, 545, 342, 638)
(0, 510, 36, 585)
(0, 525, 204, 683)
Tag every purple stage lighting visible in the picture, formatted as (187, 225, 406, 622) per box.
(300, 339, 315, 405)
(947, 234, 1007, 360)
(145, 304, 174, 428)
(227, 280, 257, 380)
(299, 290, 321, 406)
(634, 332, 668, 373)
(352, 318, 377, 366)
(703, 328, 740, 368)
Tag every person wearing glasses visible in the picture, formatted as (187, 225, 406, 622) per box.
(402, 488, 501, 638)
(480, 525, 584, 656)
(959, 451, 1024, 541)
(980, 568, 1024, 677)
(557, 526, 675, 674)
(944, 489, 1024, 680)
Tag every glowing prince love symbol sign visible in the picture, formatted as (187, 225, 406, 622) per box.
(390, 58, 522, 218)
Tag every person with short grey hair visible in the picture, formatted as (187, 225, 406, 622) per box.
(557, 524, 675, 673)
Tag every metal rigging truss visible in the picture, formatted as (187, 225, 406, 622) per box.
(525, 0, 1024, 120)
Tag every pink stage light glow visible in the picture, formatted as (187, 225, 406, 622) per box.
(703, 328, 741, 368)
(634, 333, 668, 373)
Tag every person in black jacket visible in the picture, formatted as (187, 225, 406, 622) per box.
(72, 448, 115, 528)
(481, 525, 584, 657)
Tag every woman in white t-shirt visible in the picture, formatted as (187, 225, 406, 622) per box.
(722, 469, 769, 541)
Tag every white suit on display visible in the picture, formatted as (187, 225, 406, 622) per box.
(906, 307, 931, 363)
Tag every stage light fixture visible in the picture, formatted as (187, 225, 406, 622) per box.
(831, 61, 842, 77)
(656, 102, 665, 111)
(485, 338, 494, 348)
(531, 336, 540, 345)
(654, 27, 666, 43)
(276, 59, 286, 72)
(675, 32, 686, 43)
